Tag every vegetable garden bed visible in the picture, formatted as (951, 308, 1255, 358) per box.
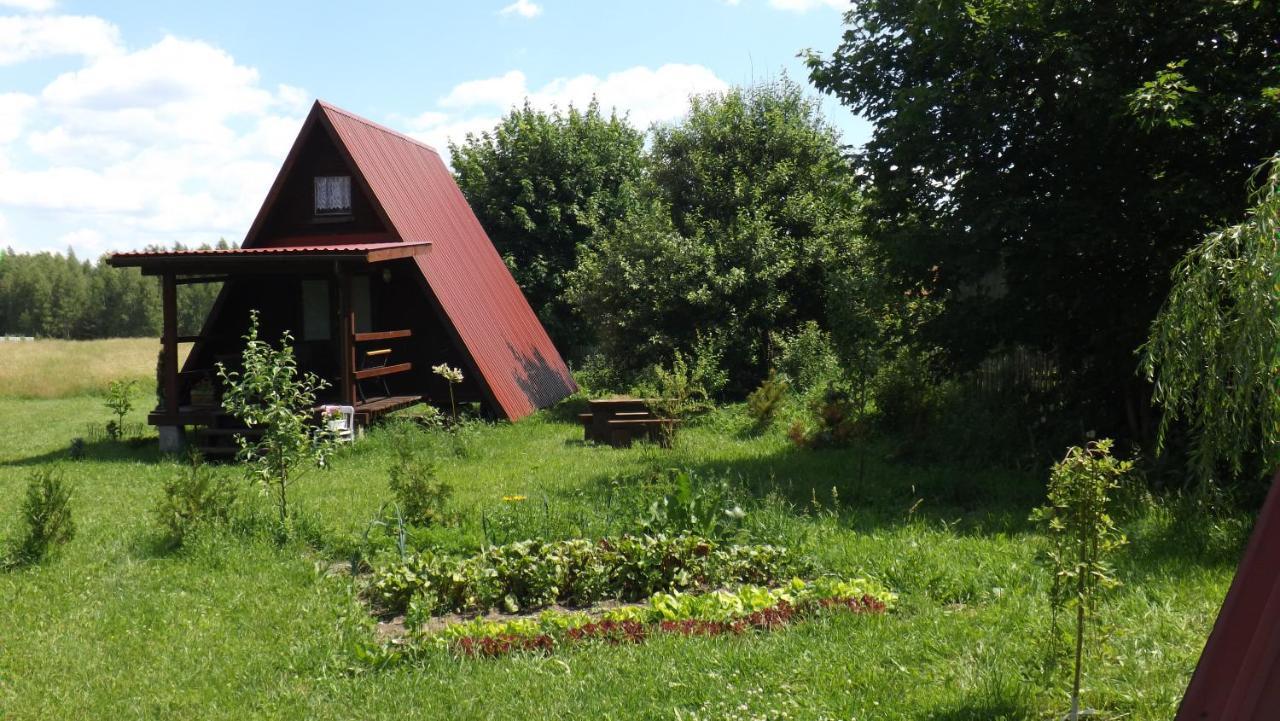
(364, 534, 896, 662)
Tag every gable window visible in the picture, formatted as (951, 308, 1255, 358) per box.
(314, 175, 351, 215)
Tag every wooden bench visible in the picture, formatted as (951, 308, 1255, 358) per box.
(605, 417, 681, 448)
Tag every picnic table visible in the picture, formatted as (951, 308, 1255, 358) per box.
(579, 397, 679, 448)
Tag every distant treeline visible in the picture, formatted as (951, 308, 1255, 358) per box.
(0, 243, 228, 339)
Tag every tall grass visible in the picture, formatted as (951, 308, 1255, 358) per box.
(0, 338, 188, 399)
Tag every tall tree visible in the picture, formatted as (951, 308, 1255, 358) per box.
(1142, 155, 1280, 490)
(450, 101, 646, 360)
(0, 244, 226, 339)
(570, 79, 862, 391)
(807, 0, 1280, 439)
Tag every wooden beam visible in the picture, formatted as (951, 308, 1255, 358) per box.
(161, 273, 179, 417)
(353, 329, 411, 342)
(337, 268, 355, 406)
(366, 242, 431, 263)
(175, 275, 229, 285)
(353, 362, 412, 381)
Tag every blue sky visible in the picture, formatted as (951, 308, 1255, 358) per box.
(0, 0, 867, 256)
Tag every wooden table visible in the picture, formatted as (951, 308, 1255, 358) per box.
(581, 397, 677, 447)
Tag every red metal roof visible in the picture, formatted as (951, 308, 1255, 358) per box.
(108, 239, 431, 270)
(1175, 470, 1280, 720)
(244, 100, 576, 420)
(111, 238, 416, 259)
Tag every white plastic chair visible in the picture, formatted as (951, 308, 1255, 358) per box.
(321, 404, 355, 442)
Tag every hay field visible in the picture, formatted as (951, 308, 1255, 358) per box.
(0, 338, 187, 399)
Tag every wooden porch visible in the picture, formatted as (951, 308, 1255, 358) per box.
(109, 242, 436, 451)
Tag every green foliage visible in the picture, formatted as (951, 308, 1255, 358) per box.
(386, 423, 454, 527)
(870, 347, 944, 443)
(638, 340, 726, 422)
(217, 311, 337, 528)
(154, 452, 238, 548)
(1128, 60, 1199, 130)
(573, 353, 627, 396)
(569, 78, 863, 391)
(1031, 440, 1131, 717)
(0, 386, 1249, 718)
(7, 466, 75, 567)
(403, 576, 895, 653)
(103, 379, 136, 440)
(369, 534, 808, 618)
(745, 370, 790, 430)
(451, 101, 646, 359)
(807, 0, 1280, 436)
(637, 469, 746, 540)
(790, 383, 864, 450)
(770, 321, 839, 396)
(1142, 155, 1280, 489)
(0, 242, 226, 339)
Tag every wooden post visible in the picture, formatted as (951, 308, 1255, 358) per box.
(161, 272, 179, 418)
(337, 266, 355, 406)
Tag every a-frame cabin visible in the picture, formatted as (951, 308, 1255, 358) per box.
(1174, 470, 1280, 719)
(109, 100, 576, 453)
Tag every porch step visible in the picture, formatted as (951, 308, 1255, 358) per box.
(354, 394, 423, 423)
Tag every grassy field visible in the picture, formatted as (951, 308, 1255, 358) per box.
(0, 341, 1248, 720)
(0, 338, 188, 399)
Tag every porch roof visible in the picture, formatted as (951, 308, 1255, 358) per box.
(107, 238, 431, 275)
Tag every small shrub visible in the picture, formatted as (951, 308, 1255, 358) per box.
(104, 379, 137, 440)
(217, 310, 337, 528)
(636, 469, 746, 539)
(870, 347, 943, 440)
(771, 321, 840, 394)
(790, 383, 865, 449)
(575, 353, 627, 396)
(387, 425, 454, 527)
(635, 345, 725, 445)
(155, 452, 239, 547)
(1030, 439, 1131, 719)
(746, 370, 790, 430)
(68, 437, 86, 461)
(7, 467, 75, 567)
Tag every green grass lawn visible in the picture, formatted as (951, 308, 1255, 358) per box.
(0, 386, 1246, 720)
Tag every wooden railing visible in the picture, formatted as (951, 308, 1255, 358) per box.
(348, 328, 413, 404)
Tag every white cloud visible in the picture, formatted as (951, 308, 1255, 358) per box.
(405, 111, 505, 153)
(412, 63, 727, 163)
(434, 63, 727, 129)
(527, 64, 728, 129)
(498, 0, 542, 18)
(0, 15, 121, 65)
(0, 0, 57, 11)
(768, 0, 848, 10)
(0, 92, 35, 143)
(0, 26, 306, 255)
(56, 227, 106, 255)
(439, 70, 527, 109)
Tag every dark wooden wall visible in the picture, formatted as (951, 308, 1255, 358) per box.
(180, 259, 485, 410)
(256, 127, 388, 244)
